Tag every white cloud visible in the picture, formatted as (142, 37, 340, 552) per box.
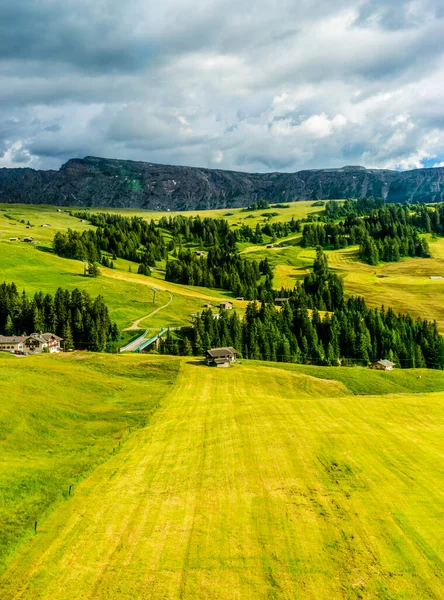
(0, 0, 443, 171)
(212, 150, 224, 164)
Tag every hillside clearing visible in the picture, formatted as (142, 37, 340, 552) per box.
(243, 240, 444, 331)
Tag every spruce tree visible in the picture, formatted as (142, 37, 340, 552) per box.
(4, 314, 14, 336)
(62, 323, 74, 351)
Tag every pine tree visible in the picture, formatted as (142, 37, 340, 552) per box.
(62, 322, 74, 351)
(180, 338, 193, 356)
(4, 314, 14, 335)
(110, 323, 119, 342)
(32, 304, 44, 333)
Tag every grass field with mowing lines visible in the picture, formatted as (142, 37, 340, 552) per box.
(324, 240, 444, 331)
(1, 357, 443, 599)
(0, 353, 180, 575)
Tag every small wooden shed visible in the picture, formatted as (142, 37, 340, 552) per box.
(370, 359, 395, 371)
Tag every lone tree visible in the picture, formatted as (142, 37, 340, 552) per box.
(85, 262, 100, 278)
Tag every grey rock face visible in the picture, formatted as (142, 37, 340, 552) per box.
(1, 156, 444, 209)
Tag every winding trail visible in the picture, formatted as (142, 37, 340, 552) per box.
(124, 292, 174, 331)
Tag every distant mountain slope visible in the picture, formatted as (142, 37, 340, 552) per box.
(1, 156, 444, 209)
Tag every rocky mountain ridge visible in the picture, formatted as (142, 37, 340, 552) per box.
(1, 156, 444, 209)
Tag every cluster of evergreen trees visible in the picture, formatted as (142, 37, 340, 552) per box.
(157, 214, 301, 250)
(359, 233, 429, 265)
(165, 248, 274, 300)
(159, 249, 444, 368)
(243, 199, 271, 211)
(55, 213, 166, 268)
(158, 215, 238, 251)
(53, 229, 102, 263)
(323, 197, 385, 221)
(0, 282, 118, 351)
(302, 203, 432, 263)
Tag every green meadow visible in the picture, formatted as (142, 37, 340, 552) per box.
(3, 201, 444, 333)
(1, 202, 444, 598)
(0, 352, 180, 575)
(241, 238, 444, 331)
(0, 356, 443, 599)
(0, 205, 246, 332)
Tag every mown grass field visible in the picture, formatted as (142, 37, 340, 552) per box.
(0, 352, 180, 575)
(0, 356, 442, 599)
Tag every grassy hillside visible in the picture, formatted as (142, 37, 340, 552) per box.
(83, 199, 323, 228)
(253, 360, 444, 395)
(1, 357, 442, 599)
(0, 205, 246, 331)
(243, 240, 444, 331)
(0, 352, 180, 575)
(2, 202, 444, 333)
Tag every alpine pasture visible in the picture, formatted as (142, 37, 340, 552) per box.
(0, 353, 180, 576)
(0, 205, 246, 332)
(242, 238, 444, 332)
(1, 203, 444, 599)
(1, 358, 443, 599)
(3, 202, 444, 331)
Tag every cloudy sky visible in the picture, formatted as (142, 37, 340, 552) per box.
(1, 0, 443, 172)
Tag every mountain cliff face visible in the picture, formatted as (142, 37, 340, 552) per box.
(1, 156, 444, 209)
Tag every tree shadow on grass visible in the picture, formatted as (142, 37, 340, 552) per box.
(36, 246, 54, 254)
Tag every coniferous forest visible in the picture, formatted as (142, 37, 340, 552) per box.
(44, 200, 444, 363)
(54, 212, 166, 267)
(302, 201, 436, 263)
(160, 249, 444, 368)
(0, 282, 119, 351)
(165, 248, 274, 300)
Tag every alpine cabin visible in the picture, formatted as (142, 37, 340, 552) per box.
(206, 347, 238, 367)
(370, 359, 395, 371)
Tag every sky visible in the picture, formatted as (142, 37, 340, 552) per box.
(0, 0, 444, 172)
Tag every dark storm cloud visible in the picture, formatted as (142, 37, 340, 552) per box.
(0, 0, 443, 171)
(0, 0, 156, 72)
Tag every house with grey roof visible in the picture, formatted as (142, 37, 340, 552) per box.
(206, 347, 238, 367)
(0, 335, 26, 353)
(24, 333, 63, 354)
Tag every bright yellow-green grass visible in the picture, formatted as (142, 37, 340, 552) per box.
(84, 199, 323, 228)
(3, 202, 444, 332)
(0, 204, 93, 246)
(0, 352, 180, 576)
(242, 238, 444, 331)
(0, 206, 245, 331)
(0, 199, 321, 235)
(323, 239, 444, 331)
(1, 357, 443, 599)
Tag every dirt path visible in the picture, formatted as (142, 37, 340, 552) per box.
(102, 268, 243, 304)
(124, 292, 174, 331)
